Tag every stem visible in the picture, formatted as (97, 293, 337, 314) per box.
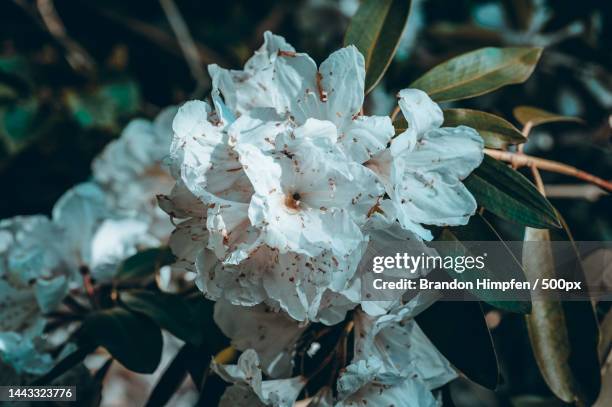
(79, 265, 98, 309)
(63, 295, 89, 314)
(159, 0, 208, 97)
(390, 105, 401, 122)
(530, 164, 546, 195)
(304, 320, 354, 383)
(35, 0, 96, 73)
(484, 148, 612, 192)
(543, 184, 607, 201)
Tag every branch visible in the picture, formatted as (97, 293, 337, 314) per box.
(87, 4, 228, 67)
(159, 0, 208, 97)
(484, 148, 612, 192)
(34, 0, 96, 74)
(543, 184, 608, 201)
(390, 105, 401, 121)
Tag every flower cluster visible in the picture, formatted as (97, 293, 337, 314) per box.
(212, 294, 456, 407)
(0, 108, 176, 375)
(163, 32, 483, 324)
(161, 31, 483, 405)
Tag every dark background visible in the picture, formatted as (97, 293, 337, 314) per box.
(1, 1, 609, 405)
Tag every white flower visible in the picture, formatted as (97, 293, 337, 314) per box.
(235, 118, 383, 258)
(336, 357, 441, 407)
(0, 330, 54, 376)
(213, 349, 305, 407)
(165, 32, 483, 328)
(210, 31, 394, 164)
(165, 97, 379, 323)
(1, 181, 165, 374)
(352, 298, 456, 387)
(198, 242, 366, 323)
(0, 216, 70, 374)
(367, 88, 484, 240)
(93, 107, 178, 241)
(332, 296, 456, 407)
(168, 100, 252, 206)
(52, 182, 160, 281)
(214, 301, 305, 378)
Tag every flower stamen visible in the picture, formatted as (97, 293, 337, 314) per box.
(284, 192, 302, 211)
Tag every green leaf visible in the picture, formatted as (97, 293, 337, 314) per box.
(523, 222, 601, 405)
(416, 301, 499, 389)
(65, 81, 141, 129)
(32, 346, 95, 385)
(410, 47, 542, 102)
(115, 247, 175, 282)
(121, 290, 204, 346)
(0, 99, 39, 153)
(0, 55, 32, 84)
(551, 212, 601, 404)
(513, 106, 583, 128)
(77, 308, 163, 373)
(443, 108, 526, 148)
(186, 294, 229, 352)
(465, 155, 560, 229)
(523, 227, 577, 403)
(344, 0, 412, 94)
(145, 344, 196, 407)
(440, 214, 531, 313)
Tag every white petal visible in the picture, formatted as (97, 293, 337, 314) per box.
(214, 349, 305, 407)
(90, 218, 159, 280)
(198, 246, 268, 307)
(353, 303, 457, 388)
(52, 182, 109, 267)
(92, 107, 176, 242)
(171, 100, 253, 204)
(169, 218, 209, 275)
(403, 125, 484, 180)
(391, 88, 443, 156)
(238, 132, 376, 257)
(209, 32, 317, 117)
(295, 46, 365, 129)
(213, 301, 305, 378)
(229, 109, 291, 153)
(337, 357, 441, 407)
(390, 126, 483, 229)
(157, 180, 206, 220)
(339, 115, 394, 163)
(0, 332, 54, 375)
(262, 249, 354, 321)
(171, 100, 212, 139)
(206, 200, 260, 264)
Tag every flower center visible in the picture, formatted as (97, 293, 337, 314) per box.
(284, 192, 302, 211)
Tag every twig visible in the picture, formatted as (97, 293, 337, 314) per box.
(530, 164, 546, 195)
(12, 0, 96, 74)
(87, 4, 228, 67)
(543, 184, 608, 201)
(79, 265, 98, 309)
(390, 105, 401, 122)
(484, 148, 612, 192)
(35, 0, 95, 73)
(159, 0, 208, 97)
